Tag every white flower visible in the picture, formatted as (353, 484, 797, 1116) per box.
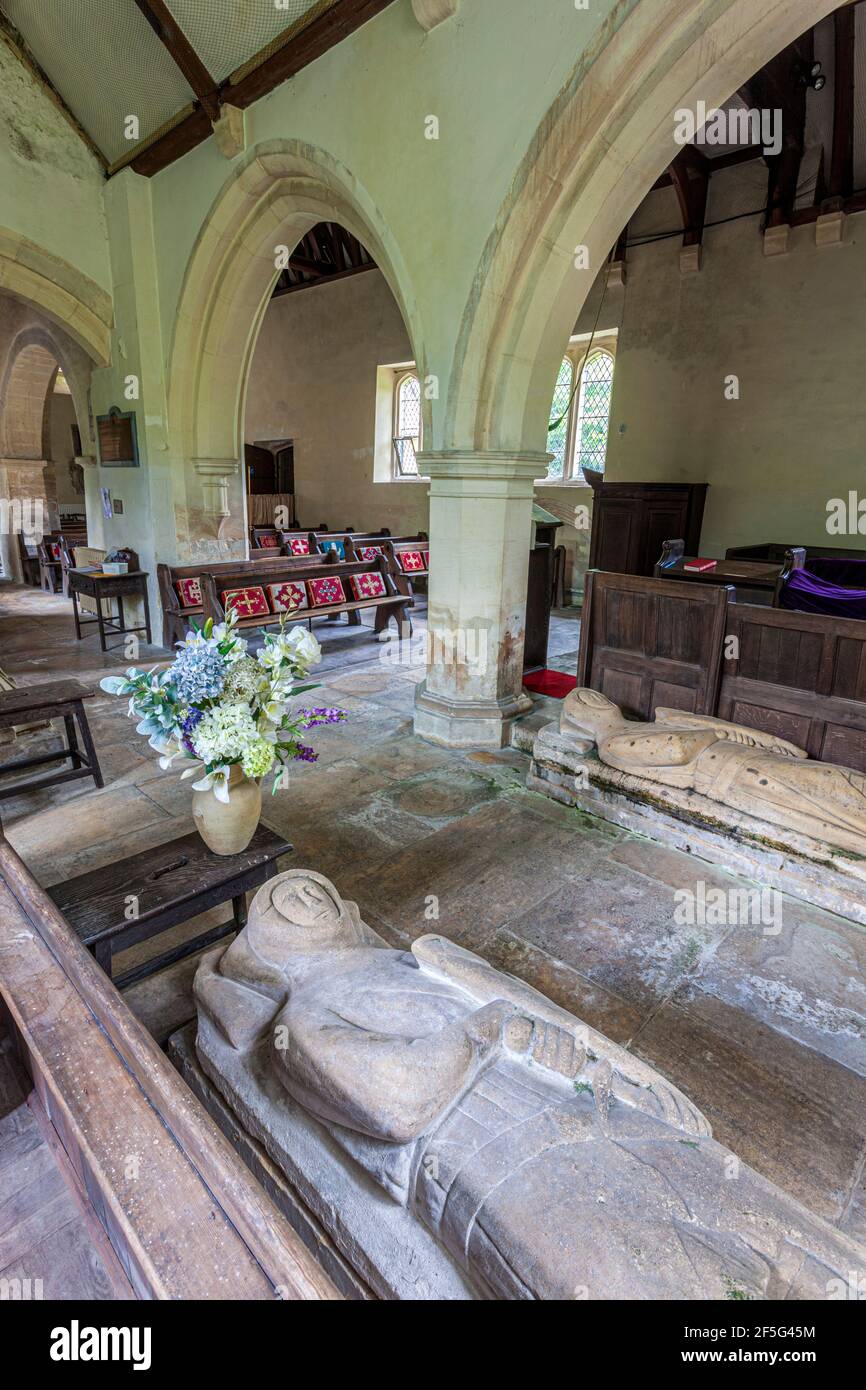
(191, 765, 232, 803)
(191, 703, 260, 764)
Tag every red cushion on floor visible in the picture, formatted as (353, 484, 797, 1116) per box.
(523, 670, 577, 699)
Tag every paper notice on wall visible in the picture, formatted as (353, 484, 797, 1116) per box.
(100, 487, 113, 520)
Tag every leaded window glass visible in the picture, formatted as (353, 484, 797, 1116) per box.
(394, 372, 422, 476)
(574, 350, 614, 475)
(546, 357, 574, 480)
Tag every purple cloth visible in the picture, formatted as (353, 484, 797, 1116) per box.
(780, 568, 866, 620)
(808, 557, 866, 587)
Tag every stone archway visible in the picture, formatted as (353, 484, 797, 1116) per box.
(0, 228, 112, 369)
(167, 140, 426, 559)
(0, 315, 97, 581)
(416, 0, 843, 748)
(446, 0, 842, 455)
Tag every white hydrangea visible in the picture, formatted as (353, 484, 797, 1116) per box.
(191, 703, 260, 765)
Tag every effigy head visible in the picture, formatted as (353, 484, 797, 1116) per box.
(560, 686, 624, 745)
(245, 869, 364, 954)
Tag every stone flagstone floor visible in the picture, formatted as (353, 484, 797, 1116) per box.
(0, 579, 864, 1276)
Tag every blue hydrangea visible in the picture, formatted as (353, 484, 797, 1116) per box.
(170, 644, 226, 704)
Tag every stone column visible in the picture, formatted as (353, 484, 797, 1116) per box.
(0, 458, 50, 581)
(414, 451, 547, 747)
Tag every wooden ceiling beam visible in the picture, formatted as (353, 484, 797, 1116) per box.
(271, 260, 378, 297)
(669, 144, 710, 246)
(129, 0, 394, 177)
(133, 0, 221, 119)
(826, 3, 856, 207)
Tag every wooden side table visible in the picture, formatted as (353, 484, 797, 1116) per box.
(69, 568, 153, 651)
(47, 825, 291, 989)
(0, 678, 104, 801)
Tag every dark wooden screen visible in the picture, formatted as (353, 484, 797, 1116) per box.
(719, 604, 866, 770)
(576, 570, 730, 719)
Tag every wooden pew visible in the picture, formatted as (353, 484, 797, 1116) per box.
(201, 552, 410, 639)
(157, 552, 337, 646)
(379, 536, 430, 604)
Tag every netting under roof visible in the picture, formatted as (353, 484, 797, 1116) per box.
(166, 0, 337, 85)
(3, 0, 195, 163)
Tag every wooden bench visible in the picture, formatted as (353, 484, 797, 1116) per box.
(0, 678, 103, 801)
(157, 552, 337, 645)
(37, 528, 85, 594)
(46, 825, 290, 989)
(201, 552, 411, 639)
(380, 536, 430, 603)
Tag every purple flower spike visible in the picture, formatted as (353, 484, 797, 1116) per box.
(298, 706, 347, 728)
(293, 744, 319, 763)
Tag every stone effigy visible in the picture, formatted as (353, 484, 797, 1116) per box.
(559, 688, 866, 858)
(193, 868, 866, 1300)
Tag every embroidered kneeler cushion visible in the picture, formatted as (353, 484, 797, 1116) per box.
(267, 580, 309, 613)
(398, 550, 425, 573)
(357, 545, 383, 562)
(174, 577, 202, 609)
(320, 539, 346, 560)
(349, 572, 387, 600)
(48, 542, 62, 560)
(307, 575, 347, 607)
(259, 533, 280, 547)
(287, 536, 311, 555)
(222, 586, 269, 618)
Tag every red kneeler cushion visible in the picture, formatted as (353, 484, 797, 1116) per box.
(259, 534, 280, 548)
(307, 575, 347, 607)
(287, 536, 311, 555)
(357, 545, 382, 561)
(267, 581, 308, 613)
(398, 550, 425, 573)
(174, 577, 202, 609)
(49, 542, 62, 560)
(222, 586, 269, 618)
(349, 572, 387, 600)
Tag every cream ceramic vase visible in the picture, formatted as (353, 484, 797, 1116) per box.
(192, 766, 262, 856)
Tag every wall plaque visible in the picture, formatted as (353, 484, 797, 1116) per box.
(96, 407, 139, 467)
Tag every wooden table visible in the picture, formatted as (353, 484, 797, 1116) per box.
(0, 678, 103, 801)
(68, 568, 153, 651)
(47, 824, 291, 988)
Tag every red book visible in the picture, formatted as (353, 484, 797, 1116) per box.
(683, 558, 717, 573)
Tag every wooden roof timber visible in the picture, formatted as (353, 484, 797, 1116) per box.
(133, 0, 221, 120)
(125, 0, 395, 177)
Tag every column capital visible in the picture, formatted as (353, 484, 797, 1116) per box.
(419, 450, 549, 483)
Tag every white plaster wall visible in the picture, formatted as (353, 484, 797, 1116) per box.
(245, 270, 429, 535)
(603, 165, 866, 556)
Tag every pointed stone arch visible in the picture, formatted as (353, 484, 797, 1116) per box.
(0, 228, 112, 368)
(166, 140, 426, 556)
(444, 0, 842, 457)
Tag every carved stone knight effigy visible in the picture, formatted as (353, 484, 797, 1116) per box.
(193, 869, 866, 1300)
(559, 687, 866, 858)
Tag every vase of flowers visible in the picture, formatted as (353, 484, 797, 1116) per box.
(99, 609, 346, 856)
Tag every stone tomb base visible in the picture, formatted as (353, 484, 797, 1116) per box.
(168, 1024, 476, 1302)
(528, 724, 866, 928)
